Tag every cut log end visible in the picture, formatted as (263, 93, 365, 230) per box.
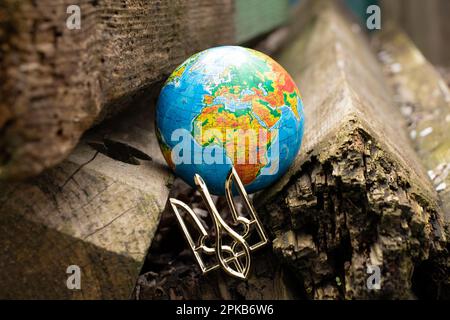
(0, 99, 173, 299)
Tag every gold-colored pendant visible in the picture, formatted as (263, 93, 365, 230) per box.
(169, 167, 269, 280)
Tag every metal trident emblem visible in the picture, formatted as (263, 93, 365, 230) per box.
(169, 167, 269, 279)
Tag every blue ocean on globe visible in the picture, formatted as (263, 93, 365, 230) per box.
(156, 46, 304, 195)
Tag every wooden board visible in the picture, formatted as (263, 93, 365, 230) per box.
(0, 0, 234, 180)
(373, 24, 450, 299)
(374, 23, 450, 223)
(255, 0, 448, 299)
(380, 0, 450, 67)
(0, 95, 173, 299)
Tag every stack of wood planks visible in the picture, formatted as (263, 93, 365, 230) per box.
(0, 0, 448, 299)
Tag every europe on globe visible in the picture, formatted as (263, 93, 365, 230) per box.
(156, 46, 304, 195)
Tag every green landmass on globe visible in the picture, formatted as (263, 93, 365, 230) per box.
(156, 46, 304, 195)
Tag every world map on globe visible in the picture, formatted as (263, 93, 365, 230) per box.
(156, 46, 304, 195)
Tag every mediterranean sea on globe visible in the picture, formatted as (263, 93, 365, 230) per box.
(156, 46, 304, 195)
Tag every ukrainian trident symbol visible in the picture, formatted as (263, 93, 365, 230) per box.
(169, 167, 269, 280)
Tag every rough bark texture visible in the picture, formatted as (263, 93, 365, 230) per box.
(0, 93, 172, 299)
(373, 24, 450, 299)
(255, 0, 449, 299)
(0, 0, 234, 181)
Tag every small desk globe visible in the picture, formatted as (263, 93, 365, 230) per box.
(156, 46, 304, 195)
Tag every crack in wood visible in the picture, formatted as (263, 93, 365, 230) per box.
(60, 151, 99, 189)
(83, 205, 137, 240)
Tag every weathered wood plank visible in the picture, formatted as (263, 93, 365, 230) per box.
(373, 24, 450, 299)
(0, 95, 173, 299)
(380, 0, 450, 67)
(374, 24, 450, 223)
(255, 0, 448, 299)
(0, 0, 234, 180)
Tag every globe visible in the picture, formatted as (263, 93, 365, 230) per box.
(156, 46, 304, 195)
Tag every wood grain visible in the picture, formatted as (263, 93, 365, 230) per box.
(0, 97, 173, 299)
(0, 0, 234, 180)
(255, 0, 448, 299)
(374, 25, 450, 299)
(374, 24, 450, 223)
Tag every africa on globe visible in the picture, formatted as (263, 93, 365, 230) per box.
(156, 46, 304, 195)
